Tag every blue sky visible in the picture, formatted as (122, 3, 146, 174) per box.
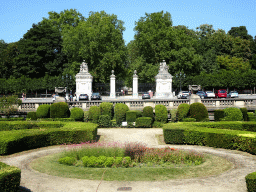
(1, 0, 255, 45)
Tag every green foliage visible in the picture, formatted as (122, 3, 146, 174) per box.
(104, 157, 115, 167)
(126, 111, 137, 122)
(50, 102, 70, 118)
(214, 109, 225, 121)
(222, 107, 243, 121)
(0, 162, 21, 192)
(95, 156, 108, 168)
(99, 102, 113, 119)
(142, 106, 154, 120)
(152, 121, 163, 128)
(240, 108, 248, 121)
(246, 172, 256, 192)
(177, 103, 190, 121)
(155, 105, 168, 123)
(98, 115, 111, 128)
(26, 112, 37, 120)
(114, 103, 129, 125)
(182, 118, 196, 122)
(36, 104, 50, 118)
(135, 110, 143, 118)
(70, 107, 84, 121)
(0, 95, 22, 117)
(170, 109, 178, 122)
(189, 103, 208, 122)
(58, 156, 77, 166)
(136, 117, 152, 128)
(84, 111, 89, 122)
(0, 117, 24, 121)
(122, 156, 131, 168)
(248, 112, 256, 121)
(110, 120, 118, 128)
(88, 106, 101, 123)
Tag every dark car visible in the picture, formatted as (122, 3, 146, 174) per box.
(91, 93, 101, 100)
(79, 94, 88, 100)
(196, 91, 207, 99)
(142, 92, 150, 99)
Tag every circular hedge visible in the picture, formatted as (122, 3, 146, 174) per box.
(143, 106, 154, 120)
(177, 103, 190, 121)
(99, 102, 113, 119)
(89, 106, 101, 123)
(36, 104, 50, 118)
(50, 102, 70, 118)
(114, 103, 129, 125)
(70, 108, 84, 121)
(155, 105, 168, 123)
(223, 107, 243, 121)
(189, 102, 208, 122)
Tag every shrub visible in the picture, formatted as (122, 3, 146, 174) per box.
(84, 111, 90, 122)
(126, 111, 137, 122)
(152, 121, 163, 128)
(0, 162, 21, 192)
(143, 106, 154, 120)
(248, 112, 256, 121)
(155, 105, 168, 123)
(86, 156, 98, 167)
(122, 156, 131, 168)
(36, 104, 50, 118)
(114, 103, 129, 125)
(182, 118, 196, 122)
(104, 157, 115, 167)
(189, 103, 208, 122)
(114, 157, 123, 167)
(99, 102, 113, 119)
(89, 106, 101, 123)
(246, 172, 256, 192)
(50, 102, 70, 118)
(70, 108, 84, 121)
(58, 156, 77, 166)
(81, 156, 90, 167)
(135, 110, 143, 118)
(240, 108, 248, 121)
(222, 107, 243, 121)
(170, 109, 178, 122)
(136, 117, 152, 128)
(98, 115, 111, 127)
(214, 109, 224, 121)
(111, 120, 118, 127)
(27, 112, 37, 120)
(177, 103, 190, 121)
(95, 156, 107, 168)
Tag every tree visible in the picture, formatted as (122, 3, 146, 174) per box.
(62, 11, 127, 83)
(0, 95, 22, 117)
(228, 26, 253, 41)
(216, 55, 251, 72)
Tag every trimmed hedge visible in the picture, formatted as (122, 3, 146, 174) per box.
(182, 118, 196, 122)
(143, 106, 154, 120)
(248, 112, 256, 121)
(136, 117, 152, 128)
(84, 111, 90, 122)
(36, 104, 50, 118)
(155, 105, 168, 123)
(214, 109, 224, 121)
(126, 111, 137, 122)
(98, 115, 111, 128)
(135, 110, 143, 118)
(89, 106, 101, 123)
(222, 107, 243, 121)
(240, 108, 248, 121)
(246, 172, 256, 192)
(170, 109, 178, 122)
(189, 103, 208, 122)
(50, 102, 70, 118)
(26, 112, 37, 120)
(114, 103, 129, 125)
(99, 102, 113, 119)
(0, 162, 21, 192)
(0, 117, 24, 121)
(177, 103, 190, 121)
(70, 108, 84, 121)
(0, 122, 98, 155)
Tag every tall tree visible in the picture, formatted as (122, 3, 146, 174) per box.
(228, 26, 253, 41)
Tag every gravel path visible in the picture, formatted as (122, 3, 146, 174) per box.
(1, 128, 256, 192)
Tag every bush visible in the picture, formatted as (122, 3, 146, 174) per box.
(135, 110, 143, 118)
(182, 118, 196, 122)
(248, 112, 256, 121)
(177, 103, 190, 121)
(126, 111, 137, 122)
(27, 112, 37, 120)
(86, 156, 98, 167)
(36, 104, 50, 118)
(50, 102, 70, 118)
(214, 109, 224, 121)
(189, 103, 208, 122)
(99, 102, 113, 119)
(240, 108, 248, 121)
(122, 156, 131, 168)
(58, 156, 77, 166)
(95, 156, 108, 168)
(222, 107, 243, 121)
(89, 106, 101, 123)
(152, 121, 163, 128)
(170, 109, 178, 122)
(155, 105, 168, 123)
(84, 111, 89, 122)
(143, 106, 154, 120)
(111, 120, 118, 128)
(104, 157, 115, 167)
(0, 162, 21, 192)
(114, 103, 129, 125)
(136, 117, 152, 128)
(246, 172, 256, 192)
(70, 108, 84, 121)
(98, 115, 111, 127)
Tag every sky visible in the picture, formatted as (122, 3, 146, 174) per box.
(1, 0, 255, 45)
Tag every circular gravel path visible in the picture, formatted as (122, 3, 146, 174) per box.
(1, 128, 256, 192)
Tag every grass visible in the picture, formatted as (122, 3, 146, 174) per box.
(30, 141, 233, 181)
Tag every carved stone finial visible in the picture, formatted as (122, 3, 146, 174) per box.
(111, 70, 114, 75)
(134, 70, 137, 75)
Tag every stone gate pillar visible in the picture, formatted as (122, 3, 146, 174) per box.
(110, 70, 116, 98)
(133, 70, 139, 98)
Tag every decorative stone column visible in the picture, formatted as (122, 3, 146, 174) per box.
(133, 70, 139, 99)
(75, 60, 93, 100)
(110, 70, 116, 98)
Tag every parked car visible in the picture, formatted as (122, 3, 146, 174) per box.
(177, 91, 190, 99)
(79, 94, 89, 100)
(91, 92, 102, 100)
(196, 91, 207, 99)
(205, 91, 215, 98)
(142, 92, 150, 99)
(215, 89, 227, 98)
(227, 91, 239, 98)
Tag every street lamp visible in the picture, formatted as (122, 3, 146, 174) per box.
(176, 72, 186, 92)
